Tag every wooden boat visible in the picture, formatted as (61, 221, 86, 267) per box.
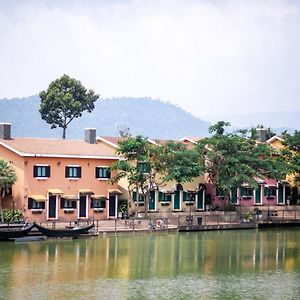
(0, 223, 35, 241)
(34, 222, 95, 238)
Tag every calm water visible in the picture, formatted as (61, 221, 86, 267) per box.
(0, 229, 300, 300)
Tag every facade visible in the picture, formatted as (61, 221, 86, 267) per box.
(97, 136, 207, 213)
(0, 125, 121, 222)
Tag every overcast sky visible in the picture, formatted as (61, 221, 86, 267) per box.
(0, 0, 299, 117)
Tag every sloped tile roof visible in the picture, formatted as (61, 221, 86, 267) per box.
(0, 137, 119, 158)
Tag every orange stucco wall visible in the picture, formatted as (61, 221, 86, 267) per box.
(0, 145, 25, 210)
(0, 144, 119, 222)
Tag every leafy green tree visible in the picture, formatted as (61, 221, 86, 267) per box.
(197, 122, 287, 205)
(208, 121, 231, 135)
(0, 160, 17, 222)
(39, 74, 99, 139)
(110, 136, 203, 216)
(282, 130, 300, 185)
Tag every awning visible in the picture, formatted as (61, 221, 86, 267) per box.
(241, 183, 251, 188)
(78, 189, 94, 195)
(28, 195, 47, 202)
(48, 189, 63, 195)
(254, 177, 265, 184)
(160, 190, 174, 194)
(63, 195, 79, 200)
(265, 185, 277, 189)
(108, 189, 122, 195)
(280, 180, 290, 185)
(91, 195, 107, 200)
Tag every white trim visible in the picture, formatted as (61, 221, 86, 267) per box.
(266, 135, 284, 144)
(147, 139, 159, 145)
(180, 137, 196, 144)
(0, 142, 120, 159)
(93, 208, 104, 212)
(35, 164, 49, 166)
(66, 164, 80, 167)
(196, 190, 205, 211)
(36, 177, 48, 180)
(96, 137, 119, 148)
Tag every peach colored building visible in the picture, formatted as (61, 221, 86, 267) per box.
(0, 124, 121, 222)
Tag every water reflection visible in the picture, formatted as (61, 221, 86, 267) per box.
(1, 229, 300, 299)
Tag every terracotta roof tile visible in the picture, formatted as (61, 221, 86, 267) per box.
(0, 138, 119, 158)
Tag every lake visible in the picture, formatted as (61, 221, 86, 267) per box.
(0, 228, 300, 299)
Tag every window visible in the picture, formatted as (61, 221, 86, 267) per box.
(33, 165, 50, 178)
(216, 188, 225, 199)
(28, 198, 45, 209)
(183, 192, 196, 202)
(60, 198, 76, 209)
(65, 166, 81, 178)
(132, 191, 145, 204)
(159, 192, 172, 202)
(264, 186, 277, 198)
(91, 199, 106, 208)
(95, 167, 111, 179)
(138, 162, 150, 174)
(241, 187, 253, 198)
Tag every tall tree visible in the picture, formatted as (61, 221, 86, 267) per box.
(0, 160, 17, 222)
(39, 74, 99, 139)
(110, 136, 203, 216)
(197, 122, 287, 205)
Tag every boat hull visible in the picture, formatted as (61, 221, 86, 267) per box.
(0, 224, 35, 241)
(34, 223, 94, 238)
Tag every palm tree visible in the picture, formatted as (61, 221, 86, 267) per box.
(0, 159, 17, 222)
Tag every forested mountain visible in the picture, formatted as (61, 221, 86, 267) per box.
(0, 96, 210, 139)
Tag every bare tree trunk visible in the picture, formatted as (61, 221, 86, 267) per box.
(62, 118, 67, 139)
(0, 197, 4, 223)
(144, 191, 149, 217)
(62, 126, 66, 139)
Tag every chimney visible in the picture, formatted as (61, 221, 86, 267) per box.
(84, 128, 96, 144)
(0, 123, 11, 140)
(256, 128, 266, 143)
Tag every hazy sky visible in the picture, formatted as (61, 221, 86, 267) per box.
(0, 0, 299, 117)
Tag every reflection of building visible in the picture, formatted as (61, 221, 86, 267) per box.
(0, 124, 121, 221)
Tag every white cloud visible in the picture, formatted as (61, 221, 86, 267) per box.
(0, 0, 299, 116)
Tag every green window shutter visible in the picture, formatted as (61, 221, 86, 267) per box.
(159, 192, 163, 202)
(205, 194, 212, 205)
(133, 191, 137, 201)
(197, 191, 203, 209)
(241, 187, 245, 196)
(264, 187, 268, 196)
(231, 188, 237, 204)
(255, 186, 261, 204)
(149, 191, 155, 210)
(174, 191, 180, 209)
(183, 192, 187, 201)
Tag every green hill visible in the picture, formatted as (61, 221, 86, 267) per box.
(0, 96, 210, 139)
